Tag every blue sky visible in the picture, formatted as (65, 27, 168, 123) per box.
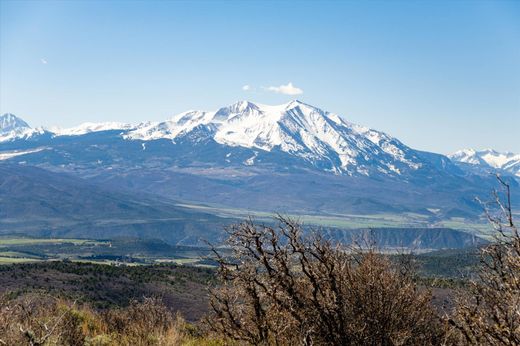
(1, 0, 519, 154)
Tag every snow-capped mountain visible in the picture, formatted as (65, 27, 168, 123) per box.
(3, 103, 515, 179)
(1, 103, 518, 219)
(0, 113, 45, 142)
(0, 101, 466, 177)
(449, 149, 520, 178)
(0, 113, 132, 142)
(51, 122, 134, 136)
(1, 101, 430, 176)
(124, 100, 423, 175)
(0, 113, 30, 132)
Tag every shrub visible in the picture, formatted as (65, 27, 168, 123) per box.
(0, 293, 207, 346)
(449, 177, 520, 345)
(206, 216, 447, 345)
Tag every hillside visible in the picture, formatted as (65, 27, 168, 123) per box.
(0, 164, 229, 245)
(0, 262, 212, 321)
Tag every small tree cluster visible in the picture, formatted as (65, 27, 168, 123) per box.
(207, 216, 446, 345)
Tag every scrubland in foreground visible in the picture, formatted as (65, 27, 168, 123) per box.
(1, 181, 518, 345)
(1, 218, 517, 346)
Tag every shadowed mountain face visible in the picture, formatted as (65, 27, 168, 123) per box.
(0, 164, 229, 245)
(0, 101, 518, 224)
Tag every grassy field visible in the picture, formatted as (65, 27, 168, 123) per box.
(177, 202, 492, 236)
(0, 235, 214, 266)
(0, 256, 41, 264)
(0, 237, 106, 246)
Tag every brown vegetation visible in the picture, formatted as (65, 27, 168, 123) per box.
(205, 176, 519, 345)
(0, 294, 224, 346)
(449, 176, 520, 345)
(206, 216, 448, 345)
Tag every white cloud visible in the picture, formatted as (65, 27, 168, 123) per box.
(265, 82, 303, 95)
(242, 84, 251, 91)
(40, 58, 48, 64)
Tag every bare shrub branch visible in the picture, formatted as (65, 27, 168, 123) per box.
(450, 176, 520, 345)
(206, 216, 446, 345)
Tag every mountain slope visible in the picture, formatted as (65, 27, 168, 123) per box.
(0, 113, 30, 131)
(0, 113, 46, 142)
(0, 163, 229, 244)
(449, 149, 520, 178)
(125, 100, 428, 176)
(51, 122, 133, 136)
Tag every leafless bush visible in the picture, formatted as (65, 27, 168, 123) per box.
(206, 216, 446, 345)
(1, 292, 118, 345)
(449, 176, 520, 345)
(103, 297, 183, 345)
(0, 294, 197, 345)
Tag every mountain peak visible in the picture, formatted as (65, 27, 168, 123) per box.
(227, 100, 259, 113)
(0, 113, 45, 142)
(0, 113, 30, 133)
(284, 99, 311, 109)
(122, 100, 426, 175)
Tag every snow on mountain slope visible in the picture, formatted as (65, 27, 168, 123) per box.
(1, 103, 478, 177)
(0, 113, 133, 141)
(126, 111, 213, 141)
(1, 113, 29, 132)
(0, 113, 46, 142)
(51, 122, 134, 136)
(449, 149, 520, 177)
(0, 147, 48, 160)
(125, 100, 424, 175)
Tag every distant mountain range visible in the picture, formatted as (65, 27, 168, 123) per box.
(449, 148, 520, 178)
(1, 100, 441, 176)
(0, 101, 518, 225)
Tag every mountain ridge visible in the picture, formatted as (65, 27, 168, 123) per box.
(0, 101, 450, 177)
(0, 113, 45, 142)
(1, 102, 518, 220)
(2, 104, 516, 179)
(449, 148, 520, 178)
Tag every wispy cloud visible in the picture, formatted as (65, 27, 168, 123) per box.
(242, 84, 251, 91)
(265, 82, 303, 95)
(40, 58, 48, 64)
